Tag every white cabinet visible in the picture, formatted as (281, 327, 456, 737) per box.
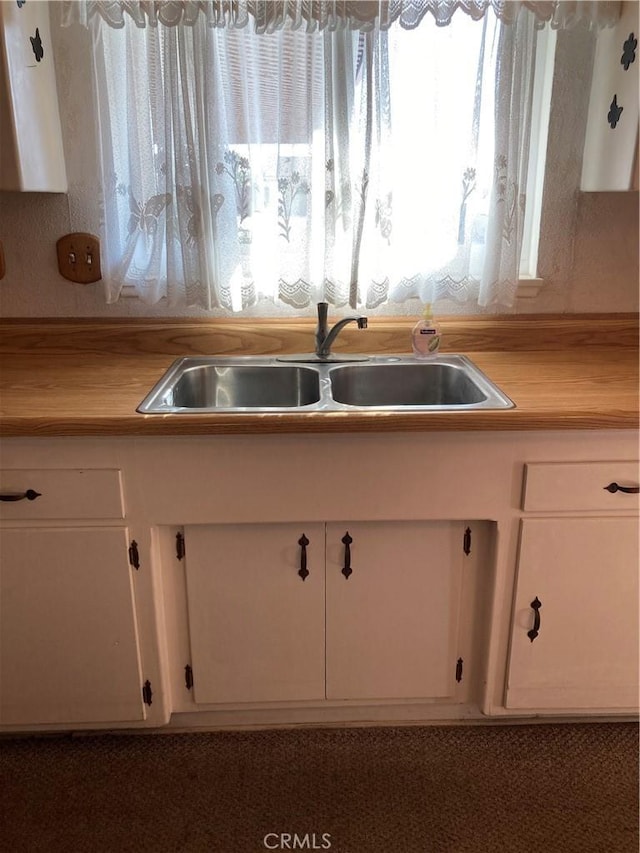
(0, 468, 125, 520)
(506, 517, 638, 710)
(581, 1, 639, 191)
(505, 460, 639, 711)
(2, 430, 638, 730)
(325, 521, 460, 701)
(0, 467, 160, 730)
(184, 523, 326, 704)
(182, 520, 469, 706)
(0, 527, 145, 725)
(0, 0, 67, 191)
(522, 461, 640, 513)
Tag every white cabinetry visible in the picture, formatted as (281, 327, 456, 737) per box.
(0, 527, 145, 725)
(1, 431, 637, 731)
(325, 521, 462, 701)
(0, 1, 67, 191)
(182, 521, 469, 706)
(505, 461, 639, 712)
(184, 523, 326, 704)
(506, 517, 638, 710)
(581, 1, 639, 191)
(0, 467, 163, 730)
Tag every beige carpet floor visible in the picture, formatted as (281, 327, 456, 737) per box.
(0, 722, 637, 853)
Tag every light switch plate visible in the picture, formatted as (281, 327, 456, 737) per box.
(56, 232, 101, 284)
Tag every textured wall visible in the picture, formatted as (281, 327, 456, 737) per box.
(0, 11, 637, 318)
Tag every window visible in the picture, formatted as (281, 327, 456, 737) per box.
(71, 1, 609, 314)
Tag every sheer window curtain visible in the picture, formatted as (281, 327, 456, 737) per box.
(62, 1, 619, 312)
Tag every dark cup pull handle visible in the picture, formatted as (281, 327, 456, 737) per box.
(527, 596, 542, 642)
(298, 534, 309, 581)
(341, 532, 353, 579)
(0, 489, 42, 502)
(604, 482, 640, 494)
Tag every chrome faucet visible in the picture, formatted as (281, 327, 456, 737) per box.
(315, 302, 368, 359)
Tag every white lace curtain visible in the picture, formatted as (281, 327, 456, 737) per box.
(63, 1, 619, 311)
(63, 1, 621, 31)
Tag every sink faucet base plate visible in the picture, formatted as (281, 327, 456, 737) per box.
(276, 353, 370, 364)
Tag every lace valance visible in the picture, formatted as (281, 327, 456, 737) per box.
(61, 1, 622, 31)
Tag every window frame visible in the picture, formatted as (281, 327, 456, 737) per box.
(118, 20, 558, 307)
(517, 23, 556, 299)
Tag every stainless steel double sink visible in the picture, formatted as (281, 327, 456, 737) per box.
(137, 355, 514, 413)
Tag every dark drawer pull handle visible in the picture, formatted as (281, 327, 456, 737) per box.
(604, 482, 639, 494)
(0, 489, 42, 502)
(341, 532, 353, 579)
(527, 597, 542, 642)
(298, 534, 310, 581)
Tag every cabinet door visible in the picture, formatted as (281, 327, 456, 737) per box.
(326, 521, 463, 701)
(0, 1, 67, 191)
(183, 524, 325, 704)
(581, 1, 639, 191)
(0, 527, 145, 726)
(506, 517, 639, 710)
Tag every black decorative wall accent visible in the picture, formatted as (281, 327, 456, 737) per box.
(29, 27, 43, 63)
(621, 33, 637, 70)
(608, 94, 623, 129)
(16, 0, 26, 8)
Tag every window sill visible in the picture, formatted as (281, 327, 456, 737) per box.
(516, 277, 545, 299)
(118, 277, 546, 303)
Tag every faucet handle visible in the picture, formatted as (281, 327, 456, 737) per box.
(317, 302, 328, 322)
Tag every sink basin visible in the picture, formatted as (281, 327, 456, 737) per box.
(138, 355, 513, 413)
(137, 360, 321, 412)
(330, 362, 488, 407)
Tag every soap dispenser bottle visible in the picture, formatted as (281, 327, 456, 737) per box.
(412, 303, 441, 358)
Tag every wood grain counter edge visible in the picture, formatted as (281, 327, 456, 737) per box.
(1, 410, 638, 437)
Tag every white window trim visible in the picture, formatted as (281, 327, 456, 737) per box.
(517, 24, 557, 300)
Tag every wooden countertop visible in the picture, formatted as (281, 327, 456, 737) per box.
(0, 316, 637, 436)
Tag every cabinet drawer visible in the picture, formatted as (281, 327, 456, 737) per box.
(522, 462, 639, 512)
(0, 469, 124, 519)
